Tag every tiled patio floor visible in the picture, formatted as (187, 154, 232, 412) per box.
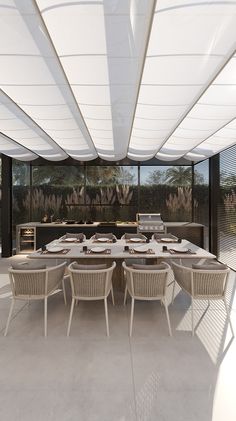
(0, 256, 235, 421)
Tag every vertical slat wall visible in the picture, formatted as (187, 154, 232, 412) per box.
(193, 160, 209, 250)
(218, 145, 236, 270)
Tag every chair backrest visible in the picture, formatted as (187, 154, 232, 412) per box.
(122, 262, 170, 299)
(152, 233, 178, 241)
(68, 261, 116, 299)
(171, 261, 230, 298)
(90, 233, 116, 240)
(61, 233, 85, 240)
(47, 262, 67, 294)
(121, 233, 147, 240)
(9, 261, 66, 298)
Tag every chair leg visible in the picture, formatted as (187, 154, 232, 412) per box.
(129, 298, 135, 337)
(104, 297, 110, 336)
(171, 280, 176, 304)
(111, 285, 115, 306)
(124, 285, 127, 306)
(67, 298, 75, 337)
(75, 299, 79, 306)
(44, 297, 48, 337)
(62, 278, 67, 305)
(191, 297, 194, 336)
(223, 297, 234, 337)
(4, 298, 15, 337)
(163, 298, 172, 336)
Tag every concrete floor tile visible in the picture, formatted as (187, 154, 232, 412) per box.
(0, 258, 235, 421)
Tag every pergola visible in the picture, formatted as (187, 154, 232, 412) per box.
(1, 1, 236, 161)
(0, 1, 236, 262)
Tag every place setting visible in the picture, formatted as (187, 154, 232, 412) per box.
(161, 245, 196, 255)
(155, 237, 179, 243)
(127, 245, 155, 255)
(92, 237, 115, 243)
(81, 246, 111, 255)
(60, 237, 83, 243)
(39, 245, 71, 255)
(125, 237, 146, 243)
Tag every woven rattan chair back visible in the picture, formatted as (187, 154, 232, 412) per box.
(5, 262, 67, 337)
(171, 261, 233, 336)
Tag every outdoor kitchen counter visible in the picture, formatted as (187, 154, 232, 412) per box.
(16, 221, 205, 253)
(16, 222, 137, 253)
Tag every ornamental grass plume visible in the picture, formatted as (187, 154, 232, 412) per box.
(100, 187, 116, 205)
(23, 188, 62, 214)
(224, 190, 236, 212)
(65, 187, 84, 210)
(86, 187, 117, 205)
(116, 185, 133, 205)
(166, 187, 198, 214)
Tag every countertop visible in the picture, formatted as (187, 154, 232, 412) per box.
(17, 222, 138, 228)
(17, 221, 204, 228)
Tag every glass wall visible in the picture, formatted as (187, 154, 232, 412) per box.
(86, 166, 138, 222)
(193, 160, 209, 249)
(31, 165, 85, 221)
(11, 163, 194, 226)
(140, 166, 192, 221)
(218, 146, 236, 270)
(31, 165, 139, 222)
(29, 164, 193, 222)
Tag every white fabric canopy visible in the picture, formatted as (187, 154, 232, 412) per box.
(0, 0, 236, 162)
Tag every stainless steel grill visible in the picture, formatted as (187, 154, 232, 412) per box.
(136, 213, 166, 233)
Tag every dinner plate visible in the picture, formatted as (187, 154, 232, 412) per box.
(64, 238, 77, 242)
(130, 238, 143, 242)
(46, 246, 64, 253)
(133, 246, 149, 253)
(97, 238, 110, 242)
(172, 248, 188, 253)
(91, 246, 106, 253)
(161, 238, 174, 243)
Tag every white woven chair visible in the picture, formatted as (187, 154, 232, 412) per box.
(90, 233, 117, 240)
(151, 233, 177, 241)
(121, 233, 147, 241)
(171, 261, 234, 336)
(67, 261, 116, 336)
(5, 261, 67, 337)
(60, 233, 86, 241)
(122, 262, 172, 336)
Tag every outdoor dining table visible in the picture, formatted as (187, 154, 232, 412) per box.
(28, 239, 216, 290)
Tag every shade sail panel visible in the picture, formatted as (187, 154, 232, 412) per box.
(0, 0, 97, 161)
(0, 132, 37, 161)
(185, 119, 236, 161)
(128, 0, 236, 160)
(0, 90, 68, 161)
(36, 0, 155, 160)
(159, 54, 236, 160)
